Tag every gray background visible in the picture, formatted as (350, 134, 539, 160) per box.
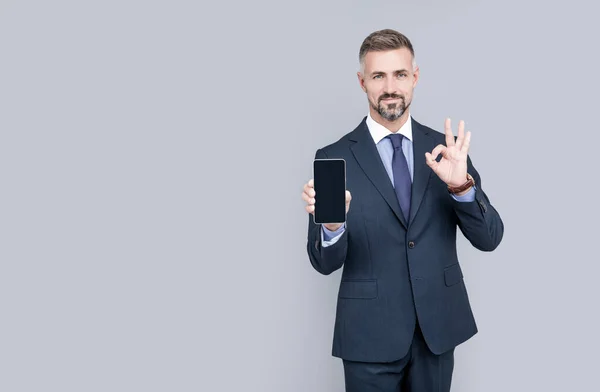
(1, 0, 599, 390)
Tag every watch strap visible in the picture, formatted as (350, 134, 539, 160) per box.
(448, 173, 475, 194)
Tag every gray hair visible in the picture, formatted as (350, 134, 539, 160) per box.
(358, 29, 417, 73)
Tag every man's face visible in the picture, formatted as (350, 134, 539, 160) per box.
(358, 48, 419, 122)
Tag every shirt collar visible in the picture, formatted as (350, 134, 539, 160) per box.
(366, 112, 413, 145)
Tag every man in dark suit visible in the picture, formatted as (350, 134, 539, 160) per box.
(301, 29, 504, 391)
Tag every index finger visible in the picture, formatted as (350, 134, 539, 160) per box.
(445, 118, 455, 147)
(304, 179, 314, 194)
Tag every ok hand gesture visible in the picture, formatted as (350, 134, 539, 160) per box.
(425, 118, 471, 188)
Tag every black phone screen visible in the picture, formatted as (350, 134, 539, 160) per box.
(313, 159, 346, 224)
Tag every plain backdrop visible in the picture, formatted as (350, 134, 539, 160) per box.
(1, 0, 599, 391)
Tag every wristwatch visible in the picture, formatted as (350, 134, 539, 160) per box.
(448, 173, 475, 194)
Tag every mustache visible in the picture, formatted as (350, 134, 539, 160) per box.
(378, 93, 404, 103)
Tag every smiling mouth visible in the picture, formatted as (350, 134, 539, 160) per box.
(380, 96, 403, 102)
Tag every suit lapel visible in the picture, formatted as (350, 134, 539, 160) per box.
(349, 118, 408, 229)
(409, 118, 435, 224)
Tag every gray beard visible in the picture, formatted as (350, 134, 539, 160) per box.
(369, 94, 410, 122)
(371, 98, 409, 122)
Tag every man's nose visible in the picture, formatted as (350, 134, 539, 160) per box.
(384, 78, 397, 95)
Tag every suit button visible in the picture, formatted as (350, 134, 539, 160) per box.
(408, 241, 415, 248)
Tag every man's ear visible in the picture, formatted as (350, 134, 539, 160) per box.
(412, 66, 420, 88)
(357, 72, 367, 92)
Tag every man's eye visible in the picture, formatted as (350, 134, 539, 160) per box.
(373, 75, 382, 79)
(397, 73, 407, 78)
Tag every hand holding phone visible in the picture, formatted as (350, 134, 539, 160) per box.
(302, 159, 351, 229)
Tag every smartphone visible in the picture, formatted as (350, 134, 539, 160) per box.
(313, 158, 346, 224)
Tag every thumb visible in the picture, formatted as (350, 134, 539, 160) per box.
(345, 190, 352, 212)
(425, 152, 437, 169)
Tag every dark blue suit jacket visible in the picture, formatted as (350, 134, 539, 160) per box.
(306, 117, 504, 363)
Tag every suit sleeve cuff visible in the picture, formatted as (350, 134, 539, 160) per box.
(450, 186, 476, 202)
(321, 223, 346, 247)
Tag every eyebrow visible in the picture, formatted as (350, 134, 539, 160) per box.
(371, 69, 410, 76)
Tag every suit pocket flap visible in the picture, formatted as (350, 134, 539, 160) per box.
(444, 263, 463, 287)
(339, 279, 377, 299)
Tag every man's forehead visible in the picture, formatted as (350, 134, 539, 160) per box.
(363, 48, 413, 70)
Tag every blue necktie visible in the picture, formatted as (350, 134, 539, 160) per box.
(387, 134, 411, 221)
